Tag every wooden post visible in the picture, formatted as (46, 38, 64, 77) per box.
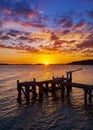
(39, 83, 43, 101)
(88, 90, 92, 103)
(60, 76, 65, 100)
(32, 78, 37, 98)
(17, 80, 22, 103)
(66, 79, 70, 99)
(52, 82, 55, 95)
(33, 78, 36, 95)
(61, 83, 65, 100)
(66, 72, 69, 80)
(52, 76, 54, 80)
(69, 71, 72, 92)
(69, 71, 72, 82)
(66, 85, 70, 99)
(66, 71, 72, 99)
(51, 79, 55, 95)
(66, 71, 72, 92)
(84, 89, 87, 106)
(25, 83, 30, 104)
(45, 82, 48, 96)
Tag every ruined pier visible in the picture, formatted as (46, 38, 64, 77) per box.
(17, 71, 93, 106)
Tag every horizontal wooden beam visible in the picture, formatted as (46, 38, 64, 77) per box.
(17, 75, 93, 92)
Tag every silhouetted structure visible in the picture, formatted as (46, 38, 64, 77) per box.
(17, 71, 93, 106)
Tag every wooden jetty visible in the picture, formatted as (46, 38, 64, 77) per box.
(17, 70, 93, 106)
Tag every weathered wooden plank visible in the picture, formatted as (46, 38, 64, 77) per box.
(64, 82, 93, 90)
(18, 77, 67, 86)
(18, 80, 93, 91)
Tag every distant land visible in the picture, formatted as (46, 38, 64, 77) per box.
(0, 59, 93, 65)
(0, 63, 9, 65)
(67, 59, 93, 65)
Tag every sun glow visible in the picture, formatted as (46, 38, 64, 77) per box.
(44, 61, 49, 65)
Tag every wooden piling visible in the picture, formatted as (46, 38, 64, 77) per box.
(17, 74, 93, 106)
(51, 77, 56, 95)
(66, 80, 70, 99)
(60, 76, 65, 100)
(84, 89, 87, 106)
(45, 82, 48, 96)
(39, 83, 43, 101)
(61, 83, 65, 100)
(17, 80, 22, 103)
(25, 83, 30, 103)
(66, 71, 72, 92)
(66, 85, 70, 99)
(32, 78, 37, 99)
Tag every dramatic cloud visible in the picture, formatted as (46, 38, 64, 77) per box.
(50, 33, 59, 41)
(21, 21, 46, 28)
(75, 19, 85, 30)
(77, 40, 93, 49)
(62, 30, 70, 34)
(6, 30, 24, 37)
(0, 0, 40, 18)
(87, 11, 93, 18)
(54, 17, 74, 28)
(82, 48, 93, 54)
(0, 0, 93, 63)
(82, 48, 93, 57)
(0, 35, 10, 40)
(0, 40, 40, 53)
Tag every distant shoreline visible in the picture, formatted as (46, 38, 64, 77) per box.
(0, 59, 93, 65)
(67, 59, 93, 65)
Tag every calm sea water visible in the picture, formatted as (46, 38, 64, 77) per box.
(0, 65, 93, 130)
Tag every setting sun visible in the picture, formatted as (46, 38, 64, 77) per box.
(44, 61, 49, 65)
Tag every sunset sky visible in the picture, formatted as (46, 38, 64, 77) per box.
(0, 0, 93, 64)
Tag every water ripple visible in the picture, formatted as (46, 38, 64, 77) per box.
(0, 65, 93, 130)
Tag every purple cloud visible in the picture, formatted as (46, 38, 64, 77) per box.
(50, 33, 59, 40)
(21, 21, 46, 28)
(0, 41, 40, 53)
(62, 30, 70, 34)
(77, 40, 93, 49)
(75, 19, 85, 30)
(0, 0, 41, 20)
(87, 11, 93, 18)
(0, 35, 10, 40)
(54, 17, 74, 28)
